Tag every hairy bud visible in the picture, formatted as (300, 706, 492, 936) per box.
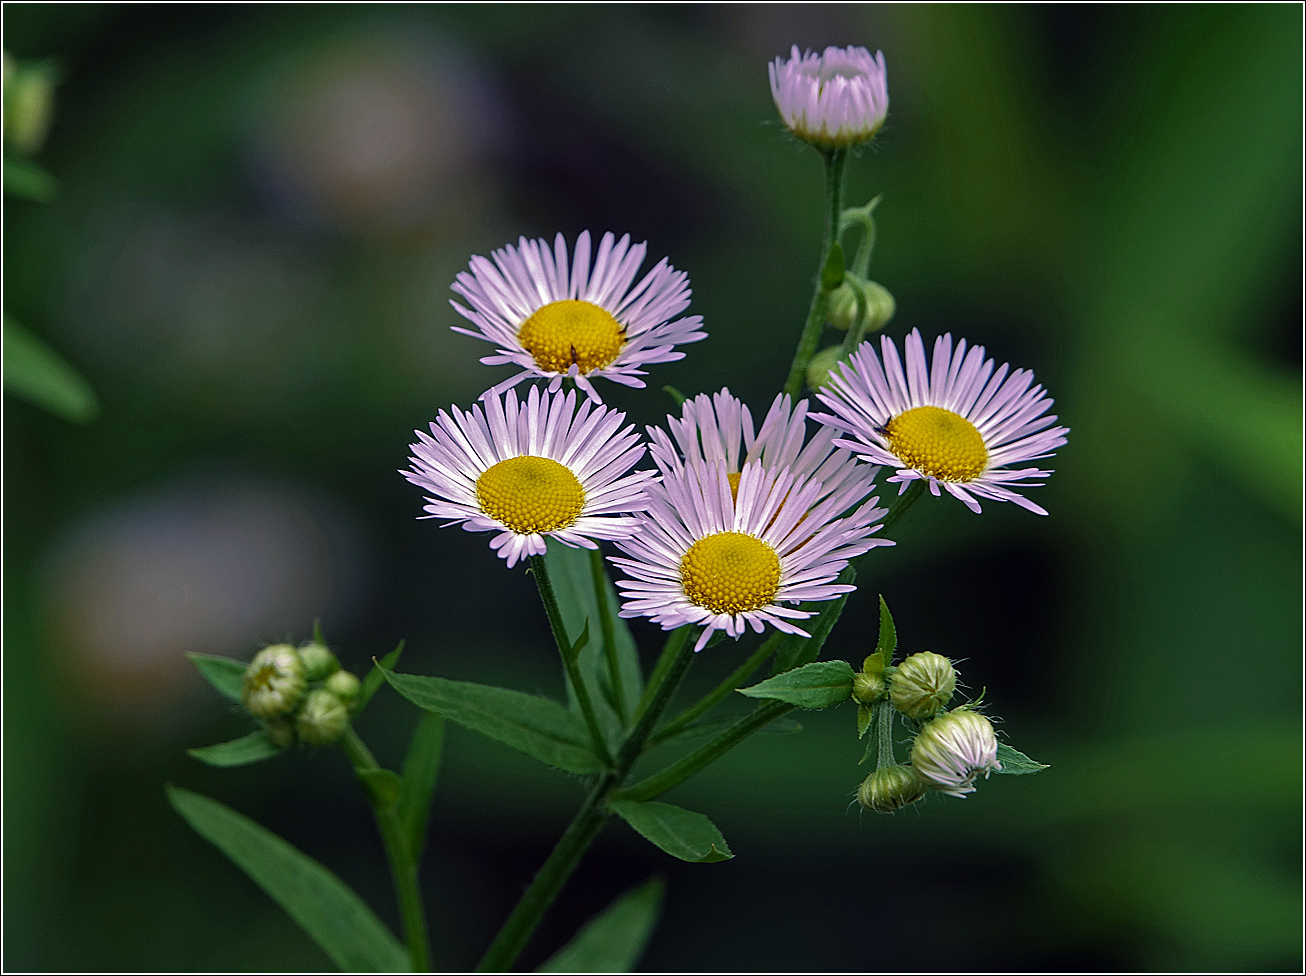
(297, 641, 338, 681)
(910, 708, 1001, 798)
(890, 651, 956, 720)
(295, 688, 350, 746)
(242, 645, 306, 720)
(857, 764, 927, 813)
(325, 669, 361, 707)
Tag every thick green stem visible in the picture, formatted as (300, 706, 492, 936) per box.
(588, 547, 627, 725)
(874, 701, 895, 771)
(615, 626, 695, 772)
(616, 700, 796, 803)
(475, 773, 614, 973)
(531, 554, 614, 768)
(650, 636, 778, 745)
(634, 624, 691, 721)
(783, 148, 849, 398)
(340, 729, 430, 973)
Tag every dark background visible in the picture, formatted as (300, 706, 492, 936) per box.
(4, 3, 1302, 971)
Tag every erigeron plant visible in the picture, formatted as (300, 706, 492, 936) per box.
(173, 44, 1055, 973)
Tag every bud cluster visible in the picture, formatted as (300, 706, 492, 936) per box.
(240, 640, 360, 747)
(854, 649, 1003, 811)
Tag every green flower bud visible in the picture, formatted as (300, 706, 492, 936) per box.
(242, 644, 306, 719)
(297, 641, 338, 681)
(852, 670, 885, 704)
(856, 764, 926, 813)
(889, 651, 956, 720)
(826, 282, 860, 332)
(859, 280, 896, 334)
(324, 669, 361, 706)
(3, 59, 56, 156)
(295, 688, 350, 746)
(806, 345, 845, 392)
(910, 708, 1000, 798)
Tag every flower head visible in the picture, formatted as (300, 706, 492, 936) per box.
(296, 687, 350, 746)
(450, 231, 706, 402)
(890, 650, 957, 720)
(648, 388, 875, 509)
(611, 457, 890, 652)
(242, 644, 307, 720)
(910, 708, 1001, 798)
(857, 764, 927, 813)
(769, 45, 889, 149)
(813, 329, 1069, 514)
(403, 385, 655, 568)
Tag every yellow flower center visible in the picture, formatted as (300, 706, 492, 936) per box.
(680, 531, 781, 615)
(475, 456, 586, 535)
(517, 300, 626, 375)
(885, 406, 988, 483)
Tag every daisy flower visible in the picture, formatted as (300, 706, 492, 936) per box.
(611, 458, 890, 652)
(910, 708, 1002, 798)
(648, 387, 877, 509)
(449, 230, 706, 402)
(403, 385, 654, 568)
(769, 45, 889, 149)
(812, 329, 1069, 515)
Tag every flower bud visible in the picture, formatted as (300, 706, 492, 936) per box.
(295, 688, 350, 746)
(910, 708, 1001, 798)
(826, 282, 860, 332)
(889, 650, 956, 720)
(859, 280, 896, 334)
(806, 345, 844, 392)
(297, 641, 338, 681)
(852, 670, 884, 704)
(3, 59, 56, 156)
(242, 644, 306, 719)
(324, 669, 361, 706)
(856, 764, 926, 813)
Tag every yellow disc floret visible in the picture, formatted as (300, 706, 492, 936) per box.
(680, 531, 782, 615)
(885, 406, 988, 482)
(518, 300, 626, 374)
(476, 456, 586, 535)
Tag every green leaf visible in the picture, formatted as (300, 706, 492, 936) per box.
(313, 619, 326, 645)
(2, 158, 58, 202)
(995, 742, 1049, 775)
(856, 704, 873, 738)
(820, 240, 846, 290)
(737, 660, 855, 709)
(357, 769, 403, 811)
(662, 385, 687, 407)
(610, 800, 733, 863)
(188, 729, 285, 767)
(3, 315, 97, 422)
(187, 652, 246, 701)
(545, 540, 642, 726)
(399, 713, 444, 861)
(538, 876, 665, 973)
(869, 594, 896, 670)
(566, 618, 591, 667)
(357, 641, 404, 713)
(382, 669, 601, 775)
(167, 786, 408, 972)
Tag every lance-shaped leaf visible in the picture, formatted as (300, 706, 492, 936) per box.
(610, 800, 733, 863)
(995, 742, 1049, 775)
(357, 641, 404, 713)
(868, 594, 896, 670)
(737, 659, 855, 709)
(188, 652, 247, 701)
(399, 713, 444, 861)
(538, 876, 665, 973)
(188, 729, 285, 767)
(357, 769, 403, 811)
(3, 314, 96, 421)
(167, 787, 409, 973)
(3, 159, 58, 202)
(382, 669, 601, 775)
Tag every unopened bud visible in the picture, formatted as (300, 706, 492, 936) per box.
(910, 708, 1001, 798)
(242, 644, 306, 719)
(325, 669, 361, 706)
(856, 764, 926, 813)
(806, 345, 844, 392)
(890, 651, 956, 720)
(826, 282, 860, 332)
(295, 688, 350, 746)
(297, 641, 338, 681)
(860, 280, 895, 334)
(852, 670, 884, 704)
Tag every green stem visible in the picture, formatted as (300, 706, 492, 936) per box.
(588, 546, 627, 725)
(783, 148, 849, 398)
(476, 627, 696, 972)
(634, 624, 692, 721)
(650, 636, 778, 746)
(340, 729, 430, 973)
(475, 773, 614, 973)
(531, 554, 614, 768)
(617, 701, 796, 803)
(874, 701, 895, 771)
(877, 478, 928, 537)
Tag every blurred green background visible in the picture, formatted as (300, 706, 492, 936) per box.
(4, 4, 1301, 971)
